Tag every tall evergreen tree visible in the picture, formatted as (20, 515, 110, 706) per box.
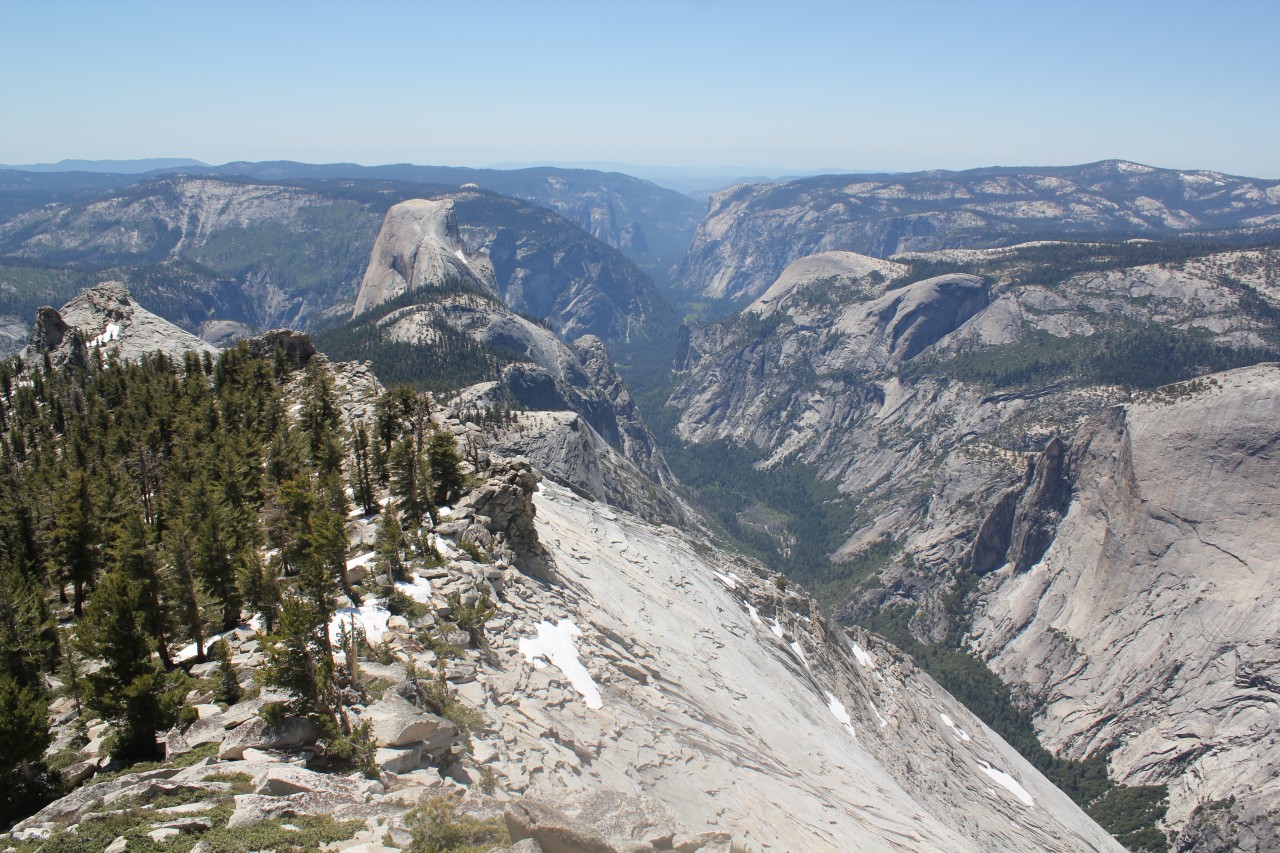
(77, 570, 177, 761)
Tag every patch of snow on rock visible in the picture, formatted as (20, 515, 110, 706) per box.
(519, 619, 603, 710)
(330, 603, 391, 645)
(824, 691, 856, 737)
(395, 574, 433, 604)
(976, 759, 1035, 808)
(850, 640, 876, 669)
(940, 712, 973, 743)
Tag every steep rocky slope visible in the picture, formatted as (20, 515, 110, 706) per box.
(9, 461, 1124, 851)
(4, 323, 1124, 851)
(672, 161, 1280, 308)
(662, 242, 1280, 846)
(966, 364, 1280, 848)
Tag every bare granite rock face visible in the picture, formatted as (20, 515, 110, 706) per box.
(465, 479, 1122, 852)
(21, 282, 217, 367)
(504, 790, 685, 852)
(352, 198, 495, 317)
(967, 364, 1280, 846)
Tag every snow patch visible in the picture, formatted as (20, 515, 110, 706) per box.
(790, 640, 809, 667)
(395, 574, 433, 604)
(850, 640, 875, 669)
(88, 322, 121, 348)
(869, 701, 889, 728)
(769, 619, 785, 639)
(345, 552, 376, 571)
(330, 603, 391, 645)
(824, 691, 856, 737)
(712, 571, 737, 589)
(745, 603, 763, 625)
(976, 760, 1035, 808)
(940, 712, 973, 743)
(518, 619, 603, 710)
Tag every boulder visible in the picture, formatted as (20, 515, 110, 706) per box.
(360, 696, 458, 751)
(375, 743, 424, 774)
(504, 790, 681, 853)
(250, 763, 369, 798)
(218, 715, 320, 760)
(226, 792, 354, 830)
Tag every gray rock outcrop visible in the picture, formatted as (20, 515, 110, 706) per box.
(22, 282, 217, 367)
(968, 364, 1280, 846)
(504, 790, 684, 852)
(217, 716, 321, 760)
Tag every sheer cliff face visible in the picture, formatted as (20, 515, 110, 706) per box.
(672, 161, 1280, 308)
(351, 199, 494, 316)
(967, 364, 1280, 841)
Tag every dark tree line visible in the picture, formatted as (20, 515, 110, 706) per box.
(0, 344, 468, 824)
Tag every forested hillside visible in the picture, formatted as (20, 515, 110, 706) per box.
(0, 342, 475, 826)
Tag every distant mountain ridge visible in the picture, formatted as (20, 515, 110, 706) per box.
(672, 159, 1280, 310)
(0, 175, 677, 351)
(0, 157, 208, 173)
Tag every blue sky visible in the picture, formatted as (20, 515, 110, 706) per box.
(2, 0, 1277, 176)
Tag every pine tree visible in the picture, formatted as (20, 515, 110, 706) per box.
(213, 638, 241, 706)
(428, 429, 464, 506)
(0, 673, 56, 825)
(77, 570, 177, 761)
(389, 436, 434, 526)
(351, 424, 376, 516)
(46, 465, 100, 617)
(374, 502, 408, 584)
(105, 505, 172, 667)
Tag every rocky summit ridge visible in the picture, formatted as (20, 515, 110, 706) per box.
(21, 281, 217, 368)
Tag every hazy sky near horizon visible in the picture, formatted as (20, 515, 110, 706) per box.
(3, 0, 1277, 177)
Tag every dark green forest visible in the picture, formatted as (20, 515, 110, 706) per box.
(0, 344, 468, 825)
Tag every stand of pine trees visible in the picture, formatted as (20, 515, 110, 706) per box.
(0, 343, 468, 826)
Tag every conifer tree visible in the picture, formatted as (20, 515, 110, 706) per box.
(428, 429, 464, 506)
(77, 570, 177, 761)
(106, 504, 173, 666)
(389, 435, 434, 526)
(0, 673, 55, 825)
(46, 465, 100, 617)
(351, 423, 377, 516)
(374, 502, 408, 584)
